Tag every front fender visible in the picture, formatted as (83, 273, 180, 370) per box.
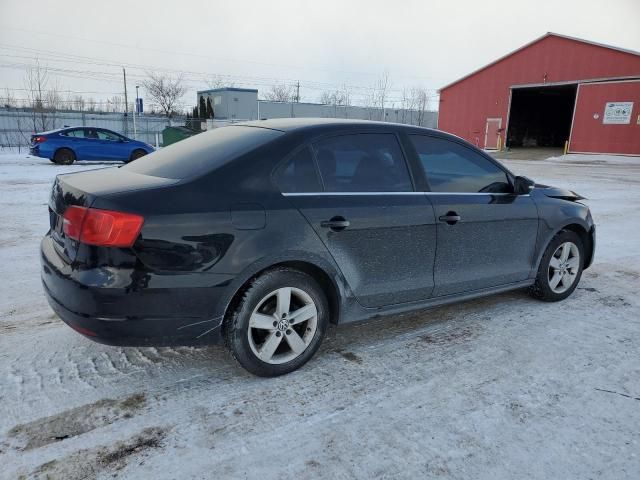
(530, 191, 595, 275)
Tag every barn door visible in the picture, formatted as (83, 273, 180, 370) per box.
(484, 118, 502, 150)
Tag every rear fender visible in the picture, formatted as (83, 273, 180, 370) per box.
(213, 250, 350, 327)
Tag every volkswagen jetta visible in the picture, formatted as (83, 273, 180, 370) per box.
(41, 119, 595, 376)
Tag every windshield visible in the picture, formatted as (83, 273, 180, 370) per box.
(123, 125, 283, 179)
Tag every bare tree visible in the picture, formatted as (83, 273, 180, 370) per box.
(3, 88, 17, 108)
(319, 90, 333, 105)
(410, 87, 430, 126)
(143, 73, 187, 118)
(107, 95, 124, 113)
(373, 71, 391, 121)
(319, 85, 351, 106)
(263, 83, 296, 102)
(399, 88, 416, 124)
(24, 60, 56, 132)
(205, 75, 235, 89)
(45, 85, 64, 111)
(319, 85, 352, 117)
(71, 94, 86, 112)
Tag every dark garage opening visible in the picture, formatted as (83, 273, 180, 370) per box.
(506, 84, 577, 148)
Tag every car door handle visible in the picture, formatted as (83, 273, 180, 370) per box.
(438, 212, 461, 225)
(320, 217, 350, 231)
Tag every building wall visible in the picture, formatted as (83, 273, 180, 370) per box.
(438, 35, 640, 149)
(258, 101, 438, 128)
(197, 88, 438, 128)
(198, 88, 259, 121)
(570, 80, 640, 155)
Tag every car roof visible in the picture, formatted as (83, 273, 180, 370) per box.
(238, 117, 438, 134)
(38, 126, 121, 136)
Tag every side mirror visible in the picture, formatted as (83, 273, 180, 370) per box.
(514, 176, 535, 195)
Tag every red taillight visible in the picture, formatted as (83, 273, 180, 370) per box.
(62, 206, 144, 247)
(32, 136, 47, 143)
(62, 205, 86, 240)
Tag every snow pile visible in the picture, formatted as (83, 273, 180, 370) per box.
(1, 152, 639, 479)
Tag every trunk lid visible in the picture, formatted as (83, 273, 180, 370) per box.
(48, 167, 178, 262)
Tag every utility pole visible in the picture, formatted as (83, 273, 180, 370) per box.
(296, 81, 300, 103)
(122, 67, 129, 135)
(133, 85, 139, 139)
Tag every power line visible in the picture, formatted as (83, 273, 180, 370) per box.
(0, 24, 446, 82)
(0, 44, 440, 97)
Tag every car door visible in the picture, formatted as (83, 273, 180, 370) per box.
(60, 128, 85, 156)
(96, 129, 129, 160)
(77, 127, 101, 160)
(409, 134, 538, 297)
(277, 133, 437, 308)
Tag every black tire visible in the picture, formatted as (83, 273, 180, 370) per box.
(224, 268, 329, 377)
(529, 230, 584, 302)
(53, 148, 76, 165)
(129, 149, 147, 162)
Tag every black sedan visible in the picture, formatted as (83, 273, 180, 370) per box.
(41, 119, 595, 376)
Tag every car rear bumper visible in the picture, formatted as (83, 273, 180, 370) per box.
(41, 234, 228, 346)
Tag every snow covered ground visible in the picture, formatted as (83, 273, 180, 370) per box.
(1, 151, 639, 479)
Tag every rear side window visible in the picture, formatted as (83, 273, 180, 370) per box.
(85, 128, 99, 139)
(275, 147, 321, 193)
(410, 135, 510, 193)
(312, 134, 412, 192)
(124, 126, 283, 179)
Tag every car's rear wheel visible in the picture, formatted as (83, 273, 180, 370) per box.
(53, 148, 76, 165)
(129, 149, 147, 162)
(224, 268, 329, 377)
(530, 230, 584, 302)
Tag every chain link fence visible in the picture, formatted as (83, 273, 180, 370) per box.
(0, 108, 186, 150)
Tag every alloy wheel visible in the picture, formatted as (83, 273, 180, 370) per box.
(247, 287, 318, 364)
(548, 241, 580, 294)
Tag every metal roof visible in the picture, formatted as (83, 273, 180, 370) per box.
(197, 87, 258, 94)
(439, 32, 640, 92)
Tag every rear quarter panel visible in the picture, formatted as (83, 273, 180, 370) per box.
(89, 138, 349, 322)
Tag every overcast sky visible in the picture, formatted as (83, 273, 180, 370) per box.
(1, 0, 639, 110)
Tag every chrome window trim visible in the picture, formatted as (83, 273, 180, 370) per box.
(282, 192, 423, 196)
(282, 192, 529, 197)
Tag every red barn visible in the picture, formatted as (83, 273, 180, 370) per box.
(438, 33, 640, 155)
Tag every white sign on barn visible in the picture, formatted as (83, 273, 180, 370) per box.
(603, 102, 633, 124)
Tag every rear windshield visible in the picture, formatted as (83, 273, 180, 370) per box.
(123, 125, 283, 179)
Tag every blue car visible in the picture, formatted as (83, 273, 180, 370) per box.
(30, 127, 155, 164)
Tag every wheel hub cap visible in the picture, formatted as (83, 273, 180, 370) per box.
(548, 241, 580, 294)
(277, 318, 290, 331)
(247, 287, 319, 365)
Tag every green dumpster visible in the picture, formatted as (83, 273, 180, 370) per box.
(162, 126, 200, 146)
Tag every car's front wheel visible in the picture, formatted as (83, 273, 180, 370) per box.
(530, 230, 584, 301)
(224, 268, 329, 377)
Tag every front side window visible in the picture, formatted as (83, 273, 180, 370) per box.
(97, 130, 122, 141)
(312, 134, 412, 192)
(411, 135, 511, 193)
(275, 147, 322, 193)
